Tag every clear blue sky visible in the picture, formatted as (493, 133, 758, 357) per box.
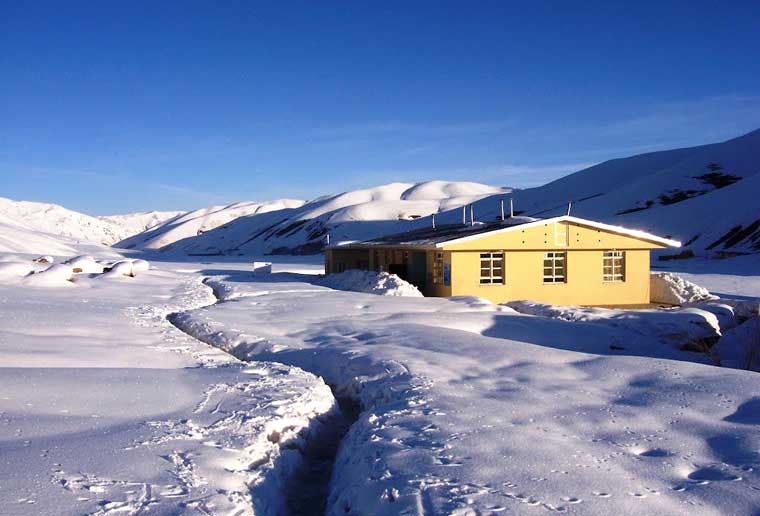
(2, 1, 759, 215)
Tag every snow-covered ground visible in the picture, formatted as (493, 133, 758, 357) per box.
(0, 254, 337, 515)
(655, 254, 760, 301)
(2, 250, 758, 515)
(166, 259, 760, 516)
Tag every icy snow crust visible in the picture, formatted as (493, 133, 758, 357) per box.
(0, 256, 336, 515)
(168, 264, 760, 516)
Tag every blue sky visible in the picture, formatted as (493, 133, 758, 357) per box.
(2, 1, 759, 215)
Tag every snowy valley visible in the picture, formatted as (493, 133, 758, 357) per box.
(1, 132, 759, 516)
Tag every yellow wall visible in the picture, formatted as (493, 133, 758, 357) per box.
(450, 249, 650, 305)
(326, 221, 665, 305)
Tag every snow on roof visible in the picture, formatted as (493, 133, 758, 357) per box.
(435, 215, 681, 248)
(331, 215, 681, 249)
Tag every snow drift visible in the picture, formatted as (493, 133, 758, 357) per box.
(650, 271, 718, 305)
(713, 316, 760, 371)
(316, 270, 423, 297)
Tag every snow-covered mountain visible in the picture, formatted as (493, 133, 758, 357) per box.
(424, 128, 759, 256)
(100, 210, 186, 237)
(0, 211, 85, 255)
(7, 129, 758, 257)
(115, 199, 306, 251)
(0, 197, 134, 246)
(119, 181, 510, 254)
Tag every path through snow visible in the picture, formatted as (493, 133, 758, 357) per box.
(0, 259, 337, 515)
(168, 265, 760, 515)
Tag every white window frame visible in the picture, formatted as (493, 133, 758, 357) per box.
(480, 252, 504, 285)
(543, 252, 566, 283)
(603, 250, 625, 282)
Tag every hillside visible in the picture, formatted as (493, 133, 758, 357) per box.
(119, 130, 759, 257)
(119, 181, 510, 255)
(115, 199, 306, 251)
(100, 210, 186, 237)
(0, 197, 133, 246)
(413, 128, 760, 256)
(0, 212, 74, 255)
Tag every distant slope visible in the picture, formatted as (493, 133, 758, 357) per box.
(423, 129, 760, 255)
(115, 199, 306, 251)
(101, 210, 186, 237)
(123, 181, 510, 255)
(109, 129, 760, 257)
(0, 197, 133, 245)
(0, 211, 92, 255)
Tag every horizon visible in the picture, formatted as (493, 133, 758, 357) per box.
(2, 2, 760, 215)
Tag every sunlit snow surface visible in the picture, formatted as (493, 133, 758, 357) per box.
(168, 258, 760, 516)
(0, 259, 335, 516)
(1, 253, 759, 516)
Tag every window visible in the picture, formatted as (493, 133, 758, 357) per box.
(603, 250, 625, 282)
(480, 252, 504, 284)
(433, 252, 444, 284)
(543, 252, 566, 283)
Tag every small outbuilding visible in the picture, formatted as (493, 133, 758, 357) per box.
(324, 215, 681, 306)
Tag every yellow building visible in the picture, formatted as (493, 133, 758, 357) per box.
(324, 215, 681, 306)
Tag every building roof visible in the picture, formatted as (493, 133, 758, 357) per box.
(330, 215, 681, 249)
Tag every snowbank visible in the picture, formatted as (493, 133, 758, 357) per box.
(23, 263, 74, 287)
(508, 300, 722, 353)
(650, 271, 718, 305)
(130, 258, 150, 273)
(0, 255, 153, 285)
(102, 260, 135, 278)
(713, 316, 760, 371)
(0, 261, 35, 279)
(317, 270, 423, 297)
(64, 255, 104, 274)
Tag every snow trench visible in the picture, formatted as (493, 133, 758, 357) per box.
(168, 278, 429, 515)
(166, 278, 362, 515)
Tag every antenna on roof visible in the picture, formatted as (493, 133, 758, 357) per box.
(566, 201, 572, 216)
(510, 198, 514, 218)
(462, 205, 466, 226)
(500, 199, 505, 221)
(470, 204, 475, 226)
(432, 213, 436, 230)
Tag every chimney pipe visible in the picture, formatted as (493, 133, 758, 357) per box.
(566, 201, 572, 216)
(432, 213, 436, 229)
(510, 198, 514, 218)
(500, 199, 505, 221)
(462, 206, 466, 225)
(470, 204, 475, 226)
